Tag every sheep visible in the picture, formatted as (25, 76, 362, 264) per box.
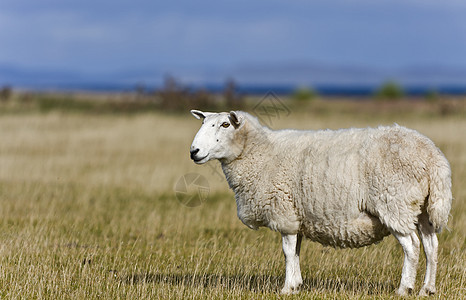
(189, 109, 452, 296)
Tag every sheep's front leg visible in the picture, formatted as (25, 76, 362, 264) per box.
(281, 233, 303, 294)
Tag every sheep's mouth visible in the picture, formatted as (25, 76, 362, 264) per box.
(193, 154, 208, 163)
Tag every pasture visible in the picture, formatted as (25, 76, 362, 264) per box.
(0, 97, 465, 299)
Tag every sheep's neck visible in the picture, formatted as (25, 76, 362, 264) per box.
(220, 130, 271, 193)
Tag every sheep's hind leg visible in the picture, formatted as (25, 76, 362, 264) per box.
(392, 231, 420, 296)
(281, 233, 303, 294)
(417, 212, 438, 296)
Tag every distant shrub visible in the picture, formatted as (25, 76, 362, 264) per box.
(191, 89, 216, 110)
(156, 76, 190, 111)
(224, 79, 244, 109)
(37, 96, 96, 112)
(292, 87, 317, 102)
(375, 81, 404, 100)
(425, 89, 439, 102)
(0, 85, 12, 102)
(156, 75, 221, 111)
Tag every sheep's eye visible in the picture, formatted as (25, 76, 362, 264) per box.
(221, 122, 230, 128)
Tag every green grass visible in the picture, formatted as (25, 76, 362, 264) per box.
(0, 98, 465, 299)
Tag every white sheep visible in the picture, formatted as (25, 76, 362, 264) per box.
(189, 109, 452, 296)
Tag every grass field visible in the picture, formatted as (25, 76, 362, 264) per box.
(0, 97, 465, 299)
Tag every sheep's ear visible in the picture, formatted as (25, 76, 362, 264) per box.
(191, 110, 206, 120)
(229, 111, 242, 128)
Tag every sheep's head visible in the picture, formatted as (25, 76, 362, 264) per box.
(190, 110, 244, 164)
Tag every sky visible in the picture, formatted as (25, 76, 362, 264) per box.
(1, 0, 466, 87)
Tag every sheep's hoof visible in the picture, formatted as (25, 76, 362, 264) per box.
(419, 286, 436, 296)
(281, 285, 301, 294)
(396, 286, 413, 296)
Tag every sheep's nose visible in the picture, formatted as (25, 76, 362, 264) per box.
(190, 148, 199, 160)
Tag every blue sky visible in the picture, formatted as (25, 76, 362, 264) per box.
(1, 0, 466, 86)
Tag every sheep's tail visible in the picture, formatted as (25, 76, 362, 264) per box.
(427, 152, 453, 232)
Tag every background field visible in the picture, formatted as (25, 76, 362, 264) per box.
(0, 96, 465, 299)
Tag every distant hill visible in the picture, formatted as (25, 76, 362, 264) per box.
(1, 62, 466, 95)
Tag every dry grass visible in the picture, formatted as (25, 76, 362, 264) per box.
(0, 100, 465, 299)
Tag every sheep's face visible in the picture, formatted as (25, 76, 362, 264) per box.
(190, 110, 244, 164)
